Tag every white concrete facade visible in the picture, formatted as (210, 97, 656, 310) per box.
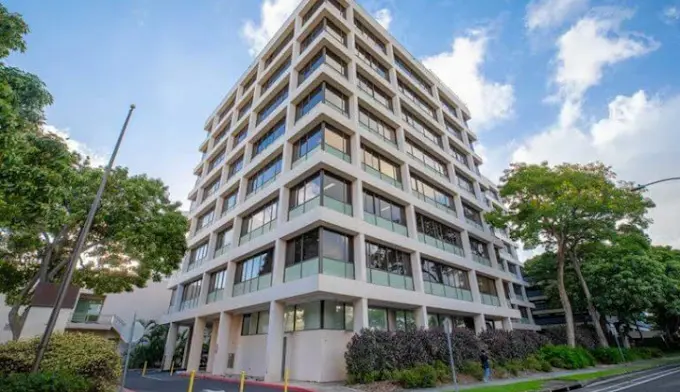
(161, 0, 537, 382)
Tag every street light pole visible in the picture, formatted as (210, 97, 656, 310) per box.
(31, 104, 136, 373)
(631, 177, 680, 191)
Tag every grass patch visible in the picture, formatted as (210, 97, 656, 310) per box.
(459, 380, 545, 392)
(556, 368, 631, 382)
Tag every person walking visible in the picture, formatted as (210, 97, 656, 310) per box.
(480, 349, 491, 383)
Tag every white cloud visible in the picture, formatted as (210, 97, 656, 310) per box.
(501, 11, 677, 248)
(241, 0, 300, 56)
(512, 91, 680, 248)
(662, 6, 680, 24)
(44, 125, 108, 167)
(554, 9, 659, 103)
(422, 29, 515, 131)
(526, 0, 589, 31)
(373, 8, 392, 30)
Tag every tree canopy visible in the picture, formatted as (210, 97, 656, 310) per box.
(0, 3, 188, 339)
(486, 162, 653, 347)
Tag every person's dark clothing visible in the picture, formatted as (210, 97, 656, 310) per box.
(480, 353, 490, 369)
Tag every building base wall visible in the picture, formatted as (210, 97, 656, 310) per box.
(285, 330, 353, 382)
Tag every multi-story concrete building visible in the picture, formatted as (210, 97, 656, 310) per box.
(160, 0, 537, 382)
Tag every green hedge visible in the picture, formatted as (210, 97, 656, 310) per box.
(0, 333, 121, 392)
(591, 347, 664, 364)
(0, 372, 90, 392)
(539, 345, 596, 369)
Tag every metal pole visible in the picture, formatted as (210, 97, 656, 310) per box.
(631, 177, 680, 191)
(120, 312, 137, 392)
(444, 320, 459, 392)
(31, 105, 136, 373)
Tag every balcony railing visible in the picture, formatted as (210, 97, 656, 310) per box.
(292, 143, 351, 170)
(214, 244, 231, 258)
(289, 196, 353, 220)
(239, 220, 277, 245)
(206, 289, 224, 304)
(362, 164, 402, 189)
(368, 269, 414, 291)
(232, 274, 272, 297)
(481, 293, 500, 307)
(465, 217, 485, 232)
(417, 233, 465, 257)
(424, 281, 473, 302)
(413, 192, 457, 216)
(472, 254, 492, 267)
(284, 257, 355, 282)
(364, 213, 408, 236)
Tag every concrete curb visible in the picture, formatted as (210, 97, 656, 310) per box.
(176, 372, 316, 392)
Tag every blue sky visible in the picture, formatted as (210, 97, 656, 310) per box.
(5, 0, 680, 250)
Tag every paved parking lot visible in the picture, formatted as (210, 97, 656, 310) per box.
(125, 370, 285, 392)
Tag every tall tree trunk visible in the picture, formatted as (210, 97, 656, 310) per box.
(557, 245, 576, 347)
(8, 304, 31, 341)
(571, 254, 609, 347)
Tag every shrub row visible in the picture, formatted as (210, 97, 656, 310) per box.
(345, 328, 552, 384)
(0, 372, 90, 392)
(591, 347, 663, 364)
(0, 333, 121, 392)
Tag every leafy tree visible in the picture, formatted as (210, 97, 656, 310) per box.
(486, 162, 653, 347)
(649, 246, 680, 342)
(130, 320, 169, 368)
(0, 4, 188, 339)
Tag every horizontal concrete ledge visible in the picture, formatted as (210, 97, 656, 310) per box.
(176, 371, 316, 392)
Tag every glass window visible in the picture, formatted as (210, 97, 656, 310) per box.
(207, 268, 227, 293)
(284, 301, 353, 331)
(478, 275, 498, 296)
(450, 144, 469, 167)
(262, 57, 291, 93)
(241, 311, 270, 336)
(264, 30, 293, 68)
(215, 228, 233, 250)
(223, 189, 238, 212)
(242, 72, 256, 92)
(203, 177, 221, 200)
(197, 209, 215, 230)
(323, 172, 349, 203)
(416, 213, 464, 248)
(324, 84, 347, 113)
(290, 172, 322, 208)
(402, 109, 441, 147)
(399, 80, 436, 119)
(365, 241, 411, 276)
(463, 203, 482, 224)
(299, 51, 324, 84)
(179, 279, 202, 310)
(395, 310, 416, 332)
(286, 228, 320, 266)
(405, 140, 447, 177)
(361, 146, 400, 182)
(354, 18, 386, 53)
(356, 43, 388, 80)
(228, 155, 244, 179)
(470, 237, 490, 259)
(395, 55, 432, 94)
(235, 249, 274, 283)
(247, 155, 282, 195)
(299, 47, 347, 84)
(442, 99, 459, 119)
(208, 149, 226, 172)
(241, 199, 278, 235)
(296, 85, 323, 119)
(325, 50, 347, 76)
(357, 73, 392, 110)
(457, 172, 475, 193)
(363, 190, 405, 225)
(358, 107, 396, 144)
(293, 124, 323, 160)
(368, 307, 388, 330)
(322, 229, 351, 262)
(445, 120, 464, 141)
(325, 126, 348, 154)
(233, 125, 248, 146)
(237, 99, 252, 121)
(188, 242, 209, 269)
(422, 258, 470, 289)
(253, 118, 286, 157)
(257, 86, 289, 124)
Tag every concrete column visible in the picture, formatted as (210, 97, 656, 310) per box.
(521, 285, 528, 302)
(468, 271, 482, 304)
(454, 194, 466, 222)
(182, 326, 191, 368)
(495, 278, 509, 308)
(474, 314, 486, 334)
(206, 321, 219, 373)
(502, 318, 513, 331)
(271, 239, 287, 286)
(405, 205, 418, 240)
(198, 272, 210, 306)
(354, 233, 367, 282)
(488, 242, 500, 269)
(162, 322, 179, 370)
(352, 179, 364, 218)
(264, 301, 285, 382)
(353, 297, 369, 332)
(282, 130, 294, 170)
(350, 127, 361, 169)
(277, 185, 290, 224)
(187, 317, 206, 371)
(414, 305, 428, 329)
(461, 230, 473, 261)
(400, 160, 411, 193)
(212, 312, 233, 375)
(225, 262, 238, 298)
(244, 142, 254, 164)
(410, 251, 424, 293)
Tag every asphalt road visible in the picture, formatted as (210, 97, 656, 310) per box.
(580, 364, 680, 392)
(124, 370, 284, 392)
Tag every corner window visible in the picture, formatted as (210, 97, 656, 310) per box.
(284, 300, 353, 331)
